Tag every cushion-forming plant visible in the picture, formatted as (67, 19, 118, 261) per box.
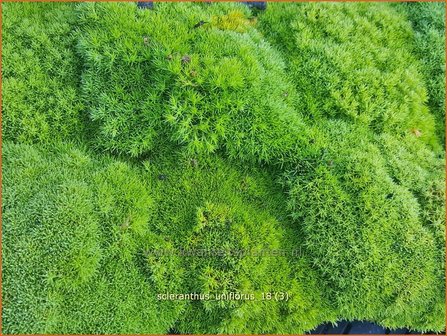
(2, 142, 183, 333)
(1, 1, 445, 334)
(77, 2, 310, 162)
(399, 2, 446, 146)
(282, 120, 445, 331)
(2, 3, 84, 144)
(259, 3, 445, 331)
(3, 142, 337, 334)
(258, 2, 439, 148)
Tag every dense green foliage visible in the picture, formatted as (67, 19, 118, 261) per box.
(2, 1, 445, 334)
(400, 2, 446, 145)
(3, 142, 335, 333)
(145, 151, 335, 333)
(258, 3, 446, 331)
(282, 120, 445, 330)
(259, 2, 438, 147)
(77, 2, 309, 162)
(2, 3, 84, 144)
(2, 142, 183, 333)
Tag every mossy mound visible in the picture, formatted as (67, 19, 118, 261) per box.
(257, 5, 445, 330)
(400, 2, 446, 146)
(259, 2, 438, 148)
(2, 2, 445, 334)
(2, 3, 84, 144)
(3, 142, 335, 333)
(77, 2, 308, 162)
(282, 120, 445, 331)
(2, 142, 182, 333)
(144, 150, 335, 333)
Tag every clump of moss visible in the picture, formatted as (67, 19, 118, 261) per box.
(77, 2, 308, 162)
(258, 3, 438, 147)
(376, 132, 446, 330)
(2, 142, 335, 334)
(143, 151, 335, 333)
(282, 121, 445, 331)
(178, 201, 292, 333)
(257, 6, 445, 329)
(2, 142, 182, 333)
(400, 2, 446, 146)
(2, 3, 84, 144)
(1, 2, 445, 334)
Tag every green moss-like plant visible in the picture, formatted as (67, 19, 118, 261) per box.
(77, 2, 308, 162)
(258, 3, 438, 147)
(257, 6, 445, 329)
(2, 142, 183, 333)
(400, 2, 446, 146)
(2, 3, 84, 144)
(282, 121, 445, 332)
(2, 142, 336, 334)
(144, 151, 335, 333)
(2, 2, 445, 334)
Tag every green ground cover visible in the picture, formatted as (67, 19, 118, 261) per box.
(2, 2, 445, 333)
